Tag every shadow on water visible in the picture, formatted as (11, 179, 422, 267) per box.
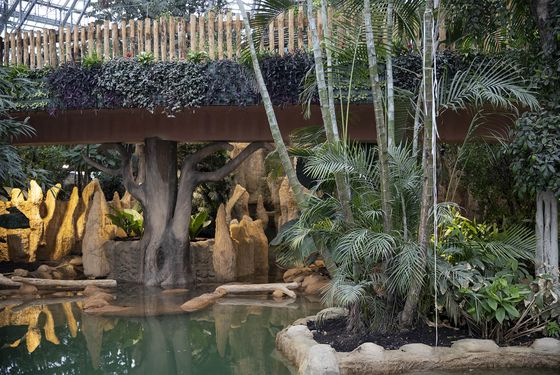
(0, 285, 322, 375)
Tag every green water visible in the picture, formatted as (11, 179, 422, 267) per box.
(0, 287, 556, 375)
(0, 286, 321, 375)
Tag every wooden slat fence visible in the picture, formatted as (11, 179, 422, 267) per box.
(0, 7, 331, 69)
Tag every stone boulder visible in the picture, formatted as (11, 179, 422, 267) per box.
(283, 267, 313, 283)
(82, 191, 116, 278)
(225, 184, 250, 223)
(106, 240, 142, 283)
(230, 215, 269, 279)
(212, 204, 236, 282)
(51, 187, 80, 260)
(299, 344, 340, 375)
(301, 274, 330, 295)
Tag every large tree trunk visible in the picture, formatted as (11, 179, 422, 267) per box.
(400, 0, 435, 328)
(535, 190, 559, 284)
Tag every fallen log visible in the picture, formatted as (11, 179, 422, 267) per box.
(11, 277, 117, 289)
(216, 297, 298, 309)
(0, 274, 21, 288)
(181, 282, 299, 312)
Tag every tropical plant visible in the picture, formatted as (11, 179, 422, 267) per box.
(107, 207, 144, 238)
(189, 211, 211, 239)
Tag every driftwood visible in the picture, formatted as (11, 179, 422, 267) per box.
(11, 277, 117, 288)
(216, 297, 298, 309)
(0, 274, 21, 288)
(181, 282, 299, 312)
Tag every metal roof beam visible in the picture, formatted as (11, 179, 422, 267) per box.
(60, 0, 79, 26)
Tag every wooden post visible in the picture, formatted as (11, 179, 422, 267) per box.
(226, 11, 232, 59)
(129, 20, 136, 56)
(153, 18, 159, 61)
(217, 13, 223, 60)
(288, 9, 294, 53)
(73, 26, 79, 62)
(22, 32, 29, 67)
(208, 12, 215, 59)
(88, 23, 94, 56)
(80, 26, 86, 61)
(160, 17, 167, 61)
(169, 17, 176, 60)
(121, 20, 127, 56)
(178, 18, 186, 59)
(278, 13, 285, 56)
(103, 20, 110, 59)
(145, 18, 152, 53)
(190, 14, 197, 52)
(29, 32, 35, 68)
(95, 24, 102, 57)
(48, 29, 57, 66)
(9, 33, 15, 65)
(3, 35, 9, 65)
(137, 19, 144, 53)
(198, 14, 205, 53)
(269, 20, 275, 52)
(235, 14, 241, 57)
(16, 31, 22, 65)
(112, 22, 119, 57)
(65, 26, 71, 62)
(42, 29, 49, 66)
(36, 31, 43, 68)
(298, 5, 304, 50)
(58, 26, 64, 63)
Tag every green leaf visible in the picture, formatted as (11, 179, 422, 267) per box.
(503, 303, 520, 318)
(487, 298, 498, 311)
(495, 307, 506, 324)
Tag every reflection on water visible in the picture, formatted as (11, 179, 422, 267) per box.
(0, 286, 322, 375)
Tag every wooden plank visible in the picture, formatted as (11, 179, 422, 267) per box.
(145, 18, 152, 53)
(278, 13, 285, 56)
(288, 9, 294, 53)
(129, 19, 136, 56)
(29, 31, 35, 68)
(112, 22, 119, 57)
(36, 31, 43, 68)
(198, 14, 205, 53)
(121, 20, 127, 56)
(73, 26, 79, 61)
(160, 17, 167, 61)
(169, 17, 175, 60)
(178, 18, 186, 59)
(23, 32, 29, 67)
(153, 18, 159, 60)
(226, 11, 232, 59)
(298, 5, 304, 49)
(217, 12, 223, 60)
(235, 14, 241, 57)
(10, 33, 15, 65)
(16, 31, 22, 65)
(95, 24, 102, 57)
(190, 14, 197, 52)
(208, 11, 215, 59)
(42, 29, 49, 66)
(269, 20, 275, 52)
(49, 29, 57, 66)
(65, 26, 72, 62)
(137, 19, 144, 53)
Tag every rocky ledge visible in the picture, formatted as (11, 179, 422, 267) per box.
(276, 309, 560, 375)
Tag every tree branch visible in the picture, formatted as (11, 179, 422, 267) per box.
(82, 153, 120, 176)
(196, 142, 271, 183)
(182, 142, 233, 172)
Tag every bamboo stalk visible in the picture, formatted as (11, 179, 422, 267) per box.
(129, 20, 136, 56)
(121, 20, 127, 56)
(169, 17, 175, 60)
(112, 22, 119, 57)
(226, 11, 232, 59)
(208, 11, 215, 59)
(178, 18, 186, 59)
(217, 12, 223, 60)
(288, 9, 294, 53)
(160, 17, 167, 61)
(198, 14, 205, 53)
(36, 31, 42, 68)
(145, 18, 152, 53)
(23, 32, 29, 66)
(278, 13, 285, 56)
(190, 14, 196, 52)
(153, 18, 159, 60)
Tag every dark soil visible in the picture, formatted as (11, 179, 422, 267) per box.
(308, 317, 539, 352)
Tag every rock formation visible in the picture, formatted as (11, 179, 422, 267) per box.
(213, 204, 236, 282)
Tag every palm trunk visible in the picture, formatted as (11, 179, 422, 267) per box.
(308, 0, 354, 222)
(535, 190, 559, 284)
(236, 0, 305, 207)
(363, 0, 392, 231)
(400, 0, 435, 328)
(386, 0, 395, 147)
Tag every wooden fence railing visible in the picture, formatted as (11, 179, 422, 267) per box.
(1, 7, 331, 69)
